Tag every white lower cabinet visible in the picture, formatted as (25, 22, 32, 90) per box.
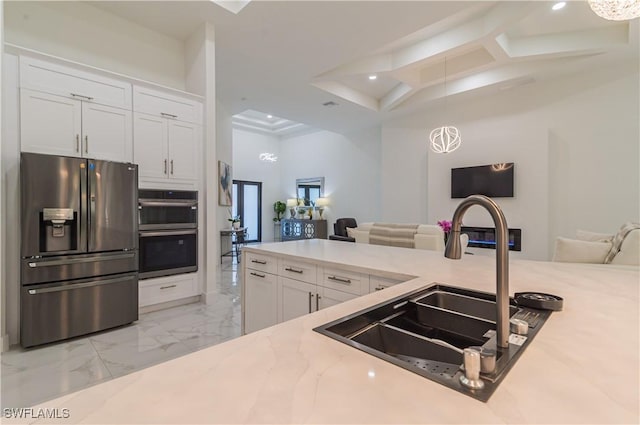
(318, 286, 358, 310)
(369, 275, 406, 293)
(244, 267, 278, 334)
(279, 277, 316, 323)
(139, 273, 198, 308)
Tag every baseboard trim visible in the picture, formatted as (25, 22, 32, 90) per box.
(1, 333, 10, 353)
(201, 291, 219, 305)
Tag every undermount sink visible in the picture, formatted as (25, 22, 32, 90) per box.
(314, 283, 552, 402)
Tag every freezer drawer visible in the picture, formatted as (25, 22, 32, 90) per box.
(21, 272, 138, 347)
(21, 250, 138, 286)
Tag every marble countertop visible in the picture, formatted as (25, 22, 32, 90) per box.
(14, 240, 639, 424)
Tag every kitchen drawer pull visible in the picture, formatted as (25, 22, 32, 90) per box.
(316, 294, 320, 310)
(374, 286, 385, 291)
(70, 92, 94, 101)
(85, 135, 89, 153)
(308, 292, 313, 313)
(27, 275, 135, 295)
(284, 267, 303, 274)
(251, 259, 267, 265)
(160, 284, 177, 290)
(170, 160, 174, 175)
(250, 272, 266, 278)
(328, 276, 352, 284)
(27, 252, 135, 268)
(160, 112, 178, 119)
(164, 159, 168, 174)
(76, 134, 80, 152)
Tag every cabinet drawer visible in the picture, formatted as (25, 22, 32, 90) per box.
(139, 274, 198, 307)
(245, 252, 278, 275)
(278, 259, 317, 285)
(321, 267, 369, 296)
(369, 275, 406, 293)
(20, 56, 132, 109)
(133, 86, 202, 124)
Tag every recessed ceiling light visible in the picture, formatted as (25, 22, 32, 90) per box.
(267, 114, 273, 119)
(552, 2, 566, 11)
(368, 75, 377, 80)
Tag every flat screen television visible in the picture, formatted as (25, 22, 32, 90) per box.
(451, 163, 514, 198)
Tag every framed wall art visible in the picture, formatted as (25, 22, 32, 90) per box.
(218, 160, 232, 206)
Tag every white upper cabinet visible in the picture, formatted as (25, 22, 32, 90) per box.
(20, 56, 132, 109)
(132, 85, 202, 186)
(133, 86, 202, 125)
(19, 56, 133, 162)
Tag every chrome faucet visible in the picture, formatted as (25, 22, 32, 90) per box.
(444, 195, 510, 349)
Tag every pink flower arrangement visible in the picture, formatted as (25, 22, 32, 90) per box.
(437, 220, 452, 233)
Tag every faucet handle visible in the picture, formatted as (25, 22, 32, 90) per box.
(460, 348, 485, 390)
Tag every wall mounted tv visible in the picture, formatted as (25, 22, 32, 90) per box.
(451, 163, 514, 198)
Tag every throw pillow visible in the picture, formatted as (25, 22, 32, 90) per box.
(346, 227, 356, 238)
(604, 222, 640, 264)
(609, 229, 640, 266)
(576, 229, 613, 243)
(552, 237, 612, 264)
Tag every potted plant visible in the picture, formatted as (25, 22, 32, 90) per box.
(228, 209, 241, 229)
(273, 200, 286, 222)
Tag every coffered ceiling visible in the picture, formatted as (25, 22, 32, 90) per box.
(91, 1, 639, 136)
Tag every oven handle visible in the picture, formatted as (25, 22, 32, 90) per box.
(140, 229, 198, 238)
(26, 275, 136, 295)
(27, 252, 136, 268)
(138, 199, 198, 208)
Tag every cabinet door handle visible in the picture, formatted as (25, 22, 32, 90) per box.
(170, 160, 174, 175)
(374, 286, 384, 291)
(308, 292, 313, 313)
(284, 267, 303, 274)
(251, 259, 267, 265)
(164, 159, 168, 174)
(70, 92, 94, 101)
(76, 134, 80, 152)
(160, 284, 177, 290)
(250, 272, 265, 278)
(316, 294, 321, 310)
(160, 112, 178, 119)
(328, 276, 351, 284)
(84, 135, 88, 153)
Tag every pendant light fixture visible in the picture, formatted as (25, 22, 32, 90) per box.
(429, 57, 462, 154)
(588, 0, 640, 21)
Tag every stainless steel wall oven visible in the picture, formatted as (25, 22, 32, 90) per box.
(138, 190, 198, 279)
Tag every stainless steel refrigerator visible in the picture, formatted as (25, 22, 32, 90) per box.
(20, 152, 139, 347)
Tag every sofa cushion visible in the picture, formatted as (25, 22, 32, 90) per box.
(610, 229, 640, 266)
(416, 225, 444, 236)
(415, 234, 444, 251)
(358, 222, 374, 231)
(552, 237, 612, 264)
(346, 227, 356, 238)
(576, 229, 613, 243)
(369, 223, 419, 248)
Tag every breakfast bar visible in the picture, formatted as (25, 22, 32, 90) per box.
(11, 240, 639, 424)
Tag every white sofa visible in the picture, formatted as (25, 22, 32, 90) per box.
(346, 223, 468, 252)
(552, 223, 639, 265)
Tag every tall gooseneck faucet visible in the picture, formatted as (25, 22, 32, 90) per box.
(445, 195, 510, 349)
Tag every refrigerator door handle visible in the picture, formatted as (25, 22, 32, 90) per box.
(26, 275, 136, 295)
(88, 160, 97, 251)
(27, 252, 136, 268)
(79, 160, 88, 252)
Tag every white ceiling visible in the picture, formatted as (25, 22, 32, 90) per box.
(91, 1, 639, 136)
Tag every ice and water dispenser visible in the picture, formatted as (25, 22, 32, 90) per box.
(40, 208, 77, 252)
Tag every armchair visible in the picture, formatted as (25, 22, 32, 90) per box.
(329, 218, 357, 242)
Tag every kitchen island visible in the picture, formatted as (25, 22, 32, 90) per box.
(11, 240, 639, 424)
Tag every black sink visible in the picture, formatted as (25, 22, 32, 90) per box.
(314, 283, 552, 402)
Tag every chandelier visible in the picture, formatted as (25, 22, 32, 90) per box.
(588, 0, 640, 20)
(430, 57, 461, 154)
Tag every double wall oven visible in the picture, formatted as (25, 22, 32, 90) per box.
(138, 190, 198, 279)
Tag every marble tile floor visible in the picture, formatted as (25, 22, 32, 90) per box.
(1, 259, 241, 410)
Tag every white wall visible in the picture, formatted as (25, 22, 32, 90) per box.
(3, 1, 186, 90)
(381, 60, 639, 260)
(232, 129, 282, 242)
(279, 128, 382, 228)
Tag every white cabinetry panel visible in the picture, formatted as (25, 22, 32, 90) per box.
(167, 120, 199, 182)
(82, 102, 132, 162)
(245, 270, 278, 334)
(133, 112, 168, 180)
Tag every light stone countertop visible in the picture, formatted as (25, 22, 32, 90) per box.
(12, 239, 639, 424)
